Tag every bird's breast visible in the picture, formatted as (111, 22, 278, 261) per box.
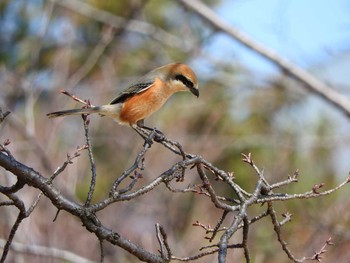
(119, 79, 172, 125)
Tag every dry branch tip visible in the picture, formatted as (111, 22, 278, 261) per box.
(312, 183, 325, 194)
(346, 172, 350, 183)
(241, 152, 253, 164)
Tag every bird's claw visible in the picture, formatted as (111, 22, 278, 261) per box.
(153, 128, 165, 142)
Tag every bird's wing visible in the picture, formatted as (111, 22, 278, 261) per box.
(109, 71, 158, 105)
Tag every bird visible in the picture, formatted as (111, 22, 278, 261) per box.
(47, 63, 199, 129)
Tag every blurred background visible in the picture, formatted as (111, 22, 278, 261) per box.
(1, 0, 350, 262)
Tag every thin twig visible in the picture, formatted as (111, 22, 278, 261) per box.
(196, 163, 236, 212)
(209, 210, 229, 242)
(270, 169, 299, 190)
(0, 194, 26, 262)
(0, 108, 10, 124)
(84, 115, 97, 207)
(99, 238, 104, 263)
(155, 224, 171, 262)
(26, 192, 44, 216)
(256, 175, 350, 203)
(0, 201, 15, 207)
(268, 201, 302, 262)
(60, 90, 93, 106)
(110, 129, 155, 195)
(172, 248, 219, 262)
(48, 145, 88, 183)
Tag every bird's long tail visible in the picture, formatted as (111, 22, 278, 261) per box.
(47, 106, 108, 118)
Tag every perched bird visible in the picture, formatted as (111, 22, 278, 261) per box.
(47, 63, 199, 128)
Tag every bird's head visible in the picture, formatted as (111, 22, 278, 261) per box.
(160, 63, 199, 97)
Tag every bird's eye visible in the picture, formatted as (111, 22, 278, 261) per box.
(174, 74, 194, 89)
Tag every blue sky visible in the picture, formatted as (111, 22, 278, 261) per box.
(202, 0, 350, 176)
(209, 0, 350, 74)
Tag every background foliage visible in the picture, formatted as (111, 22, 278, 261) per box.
(1, 0, 349, 262)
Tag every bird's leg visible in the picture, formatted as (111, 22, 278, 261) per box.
(136, 120, 165, 142)
(135, 120, 148, 130)
(132, 125, 152, 144)
(132, 123, 157, 146)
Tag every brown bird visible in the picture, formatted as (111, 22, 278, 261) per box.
(47, 63, 199, 129)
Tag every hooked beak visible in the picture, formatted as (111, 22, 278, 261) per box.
(190, 87, 199, 98)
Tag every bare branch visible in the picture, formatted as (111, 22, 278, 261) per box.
(1, 107, 348, 262)
(0, 151, 164, 263)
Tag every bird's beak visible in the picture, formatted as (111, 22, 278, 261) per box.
(190, 87, 199, 98)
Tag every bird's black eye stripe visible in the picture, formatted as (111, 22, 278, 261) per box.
(174, 74, 194, 89)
